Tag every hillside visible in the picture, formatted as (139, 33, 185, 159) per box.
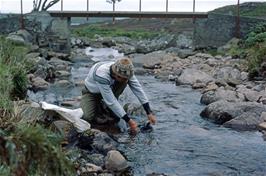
(211, 2, 266, 18)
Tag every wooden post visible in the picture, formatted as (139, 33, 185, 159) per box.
(112, 2, 115, 24)
(139, 0, 142, 21)
(87, 0, 89, 21)
(236, 0, 240, 38)
(20, 0, 24, 29)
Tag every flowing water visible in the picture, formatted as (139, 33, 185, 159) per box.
(28, 48, 266, 176)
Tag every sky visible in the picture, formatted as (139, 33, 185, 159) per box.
(0, 0, 265, 13)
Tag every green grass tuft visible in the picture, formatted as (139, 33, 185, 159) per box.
(72, 25, 160, 39)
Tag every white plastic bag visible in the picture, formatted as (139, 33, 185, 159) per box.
(40, 101, 90, 132)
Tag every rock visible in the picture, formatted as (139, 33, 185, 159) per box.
(165, 47, 195, 59)
(84, 163, 103, 173)
(223, 112, 263, 130)
(258, 122, 266, 131)
(55, 70, 71, 78)
(240, 72, 249, 81)
(213, 67, 241, 85)
(92, 130, 118, 154)
(192, 82, 206, 89)
(200, 87, 239, 105)
(13, 101, 46, 123)
(98, 174, 113, 176)
(30, 76, 50, 91)
(200, 100, 266, 129)
(6, 29, 33, 44)
(54, 80, 72, 87)
(176, 68, 214, 86)
(105, 150, 128, 172)
(203, 82, 219, 92)
(132, 51, 174, 68)
(113, 43, 136, 55)
(236, 86, 266, 102)
(135, 34, 175, 53)
(50, 120, 79, 143)
(176, 33, 193, 49)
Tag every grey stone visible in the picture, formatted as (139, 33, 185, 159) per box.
(176, 68, 214, 85)
(105, 150, 128, 172)
(200, 100, 266, 127)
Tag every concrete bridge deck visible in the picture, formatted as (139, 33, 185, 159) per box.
(49, 11, 208, 18)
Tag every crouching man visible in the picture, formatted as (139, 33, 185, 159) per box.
(80, 57, 156, 132)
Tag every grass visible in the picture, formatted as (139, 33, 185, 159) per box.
(72, 24, 160, 39)
(0, 36, 29, 111)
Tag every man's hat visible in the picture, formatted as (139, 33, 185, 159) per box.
(111, 58, 134, 79)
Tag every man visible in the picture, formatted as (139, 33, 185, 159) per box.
(80, 57, 156, 132)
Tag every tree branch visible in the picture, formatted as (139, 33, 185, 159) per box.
(37, 0, 42, 11)
(43, 0, 60, 11)
(41, 0, 48, 10)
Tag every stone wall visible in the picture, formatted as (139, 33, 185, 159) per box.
(193, 13, 266, 48)
(0, 15, 21, 34)
(0, 12, 70, 53)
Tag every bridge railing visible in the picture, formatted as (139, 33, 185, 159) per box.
(0, 0, 239, 14)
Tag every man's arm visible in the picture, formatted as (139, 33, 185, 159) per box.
(128, 75, 156, 124)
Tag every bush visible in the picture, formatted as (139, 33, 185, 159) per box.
(243, 23, 266, 77)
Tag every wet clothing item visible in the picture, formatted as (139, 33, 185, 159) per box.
(82, 61, 151, 122)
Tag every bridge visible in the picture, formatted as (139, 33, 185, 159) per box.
(49, 11, 208, 19)
(47, 0, 208, 21)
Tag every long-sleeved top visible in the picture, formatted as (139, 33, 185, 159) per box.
(84, 61, 150, 119)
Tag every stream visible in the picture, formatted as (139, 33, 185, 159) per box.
(28, 47, 266, 176)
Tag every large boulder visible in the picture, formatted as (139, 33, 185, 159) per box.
(213, 67, 242, 86)
(105, 150, 128, 172)
(176, 68, 214, 86)
(6, 29, 33, 45)
(200, 100, 266, 130)
(200, 87, 240, 105)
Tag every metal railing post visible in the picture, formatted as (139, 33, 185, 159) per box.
(166, 0, 168, 12)
(87, 0, 89, 21)
(236, 0, 240, 38)
(139, 0, 142, 21)
(20, 0, 24, 29)
(61, 0, 63, 11)
(193, 0, 195, 23)
(112, 1, 115, 24)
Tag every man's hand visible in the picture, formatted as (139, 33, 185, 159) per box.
(147, 113, 157, 125)
(128, 119, 138, 132)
